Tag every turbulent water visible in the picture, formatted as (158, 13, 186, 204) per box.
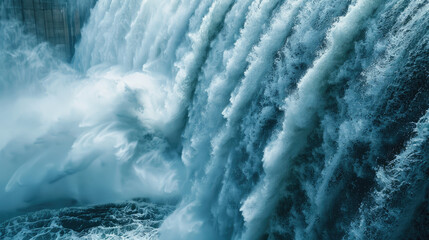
(0, 198, 174, 239)
(0, 0, 428, 239)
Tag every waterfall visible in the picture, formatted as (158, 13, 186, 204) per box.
(0, 0, 428, 239)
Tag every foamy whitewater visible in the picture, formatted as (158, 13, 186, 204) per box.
(0, 0, 428, 239)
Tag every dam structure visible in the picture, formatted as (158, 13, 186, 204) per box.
(1, 0, 95, 60)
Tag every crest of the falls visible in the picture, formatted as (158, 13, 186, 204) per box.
(0, 0, 428, 239)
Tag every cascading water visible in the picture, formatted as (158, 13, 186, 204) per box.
(0, 0, 428, 239)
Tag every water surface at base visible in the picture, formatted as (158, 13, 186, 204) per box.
(0, 199, 174, 240)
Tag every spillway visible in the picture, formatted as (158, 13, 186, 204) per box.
(0, 0, 428, 239)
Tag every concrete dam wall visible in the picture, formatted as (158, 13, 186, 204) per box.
(2, 0, 96, 60)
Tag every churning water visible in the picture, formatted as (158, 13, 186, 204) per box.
(0, 0, 428, 239)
